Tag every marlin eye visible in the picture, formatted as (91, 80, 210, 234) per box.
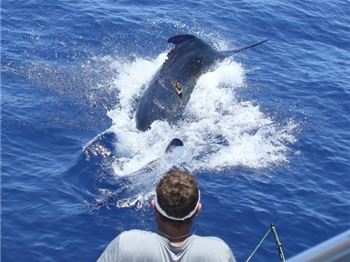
(176, 83, 183, 94)
(172, 80, 183, 95)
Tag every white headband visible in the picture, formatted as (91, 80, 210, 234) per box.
(154, 190, 201, 221)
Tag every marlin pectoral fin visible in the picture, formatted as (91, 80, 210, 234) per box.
(165, 138, 184, 153)
(222, 39, 268, 56)
(168, 34, 197, 45)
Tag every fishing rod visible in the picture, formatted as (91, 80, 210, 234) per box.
(245, 224, 286, 262)
(271, 224, 286, 261)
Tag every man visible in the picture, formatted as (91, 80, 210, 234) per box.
(98, 168, 236, 261)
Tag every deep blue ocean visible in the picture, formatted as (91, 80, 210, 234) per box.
(1, 0, 350, 261)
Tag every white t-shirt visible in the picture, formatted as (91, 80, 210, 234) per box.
(97, 229, 236, 262)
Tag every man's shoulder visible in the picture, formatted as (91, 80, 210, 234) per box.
(192, 234, 230, 247)
(190, 235, 236, 261)
(118, 230, 159, 246)
(120, 229, 155, 236)
(97, 230, 159, 262)
(119, 229, 157, 239)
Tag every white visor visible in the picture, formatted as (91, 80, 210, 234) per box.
(155, 190, 201, 221)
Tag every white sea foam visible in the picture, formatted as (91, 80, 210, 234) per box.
(102, 54, 297, 176)
(87, 50, 297, 207)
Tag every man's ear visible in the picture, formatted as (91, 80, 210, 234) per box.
(196, 202, 202, 217)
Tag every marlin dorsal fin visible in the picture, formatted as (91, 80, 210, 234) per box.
(167, 34, 196, 45)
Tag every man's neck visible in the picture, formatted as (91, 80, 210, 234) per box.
(157, 223, 192, 244)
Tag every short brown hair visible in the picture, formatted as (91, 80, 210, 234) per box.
(156, 169, 199, 223)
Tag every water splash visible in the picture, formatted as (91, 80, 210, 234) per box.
(86, 49, 298, 208)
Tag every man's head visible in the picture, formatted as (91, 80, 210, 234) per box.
(152, 169, 201, 228)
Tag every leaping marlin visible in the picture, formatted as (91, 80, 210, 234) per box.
(135, 34, 268, 131)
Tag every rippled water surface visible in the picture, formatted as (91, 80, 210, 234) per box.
(2, 0, 350, 261)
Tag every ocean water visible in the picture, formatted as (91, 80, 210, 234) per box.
(1, 0, 350, 261)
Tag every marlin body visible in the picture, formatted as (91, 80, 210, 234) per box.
(135, 34, 267, 131)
